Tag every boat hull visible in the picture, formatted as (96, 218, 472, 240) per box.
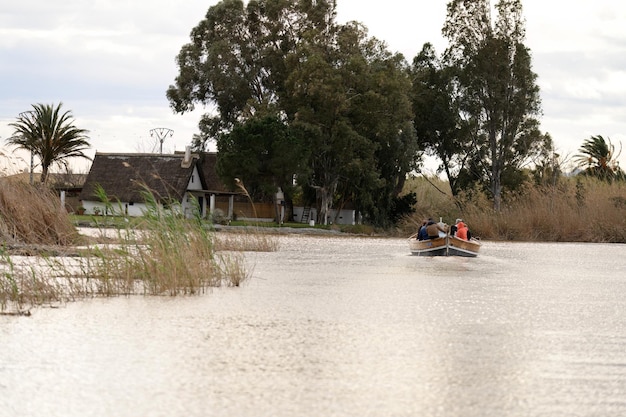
(408, 235, 480, 257)
(447, 236, 481, 257)
(408, 236, 448, 256)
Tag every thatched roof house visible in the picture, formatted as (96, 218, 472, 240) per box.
(79, 150, 239, 218)
(81, 153, 196, 204)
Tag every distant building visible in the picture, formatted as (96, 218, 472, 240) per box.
(79, 149, 240, 218)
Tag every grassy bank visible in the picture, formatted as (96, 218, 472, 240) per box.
(398, 176, 626, 243)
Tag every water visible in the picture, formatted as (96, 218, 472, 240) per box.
(2, 235, 626, 417)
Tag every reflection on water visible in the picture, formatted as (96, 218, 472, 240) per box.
(2, 236, 626, 416)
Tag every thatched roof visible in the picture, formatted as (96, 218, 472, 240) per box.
(80, 153, 198, 203)
(174, 151, 238, 195)
(1, 172, 87, 188)
(196, 152, 234, 193)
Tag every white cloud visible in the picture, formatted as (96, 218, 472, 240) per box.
(1, 0, 626, 172)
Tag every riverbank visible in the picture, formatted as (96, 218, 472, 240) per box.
(400, 176, 626, 243)
(71, 215, 381, 236)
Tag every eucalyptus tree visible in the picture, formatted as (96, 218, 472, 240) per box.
(167, 0, 321, 211)
(284, 18, 418, 225)
(441, 0, 551, 210)
(167, 0, 300, 147)
(7, 103, 91, 184)
(575, 135, 624, 181)
(216, 115, 312, 204)
(351, 50, 419, 226)
(410, 43, 475, 198)
(168, 0, 419, 226)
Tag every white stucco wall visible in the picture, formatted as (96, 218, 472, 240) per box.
(82, 200, 147, 217)
(187, 166, 203, 191)
(292, 206, 357, 225)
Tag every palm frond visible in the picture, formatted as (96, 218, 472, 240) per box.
(5, 103, 91, 183)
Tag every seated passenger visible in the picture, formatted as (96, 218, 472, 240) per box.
(425, 218, 447, 239)
(417, 220, 429, 240)
(455, 221, 470, 240)
(450, 218, 462, 237)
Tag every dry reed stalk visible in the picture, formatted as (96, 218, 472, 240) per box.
(0, 180, 78, 246)
(217, 252, 250, 287)
(75, 186, 251, 295)
(400, 176, 626, 242)
(1, 183, 255, 313)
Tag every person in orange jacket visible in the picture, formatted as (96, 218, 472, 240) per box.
(455, 221, 469, 240)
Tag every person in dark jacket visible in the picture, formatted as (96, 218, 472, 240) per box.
(425, 218, 447, 239)
(417, 220, 429, 240)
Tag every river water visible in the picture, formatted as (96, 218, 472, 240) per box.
(2, 235, 626, 417)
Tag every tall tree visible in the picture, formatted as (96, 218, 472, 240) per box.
(575, 135, 624, 181)
(441, 0, 550, 210)
(168, 0, 419, 227)
(216, 115, 311, 204)
(410, 43, 475, 197)
(7, 103, 91, 184)
(349, 46, 419, 226)
(284, 18, 417, 225)
(167, 0, 299, 146)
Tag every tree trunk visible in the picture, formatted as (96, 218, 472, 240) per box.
(490, 128, 501, 212)
(40, 165, 49, 184)
(492, 174, 502, 212)
(317, 181, 337, 225)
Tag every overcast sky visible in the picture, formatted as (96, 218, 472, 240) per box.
(1, 0, 625, 174)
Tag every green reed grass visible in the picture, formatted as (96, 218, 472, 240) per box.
(0, 247, 71, 313)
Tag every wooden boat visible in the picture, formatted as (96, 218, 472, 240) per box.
(447, 235, 481, 257)
(408, 234, 481, 257)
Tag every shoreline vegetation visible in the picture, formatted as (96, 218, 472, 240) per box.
(2, 176, 625, 315)
(398, 176, 626, 243)
(0, 182, 275, 315)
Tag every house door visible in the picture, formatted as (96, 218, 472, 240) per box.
(197, 196, 204, 218)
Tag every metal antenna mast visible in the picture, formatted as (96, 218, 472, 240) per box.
(149, 128, 174, 154)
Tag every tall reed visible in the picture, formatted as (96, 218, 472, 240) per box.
(399, 176, 626, 242)
(466, 179, 626, 242)
(0, 182, 254, 314)
(80, 185, 250, 294)
(0, 179, 78, 245)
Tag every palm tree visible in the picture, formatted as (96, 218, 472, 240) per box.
(574, 135, 624, 182)
(7, 103, 91, 184)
